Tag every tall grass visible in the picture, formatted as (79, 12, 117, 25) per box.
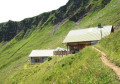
(6, 47, 119, 84)
(96, 30, 120, 66)
(0, 0, 120, 83)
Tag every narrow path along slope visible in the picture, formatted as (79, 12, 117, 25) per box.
(92, 46, 120, 80)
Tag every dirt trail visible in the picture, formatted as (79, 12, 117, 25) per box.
(92, 47, 120, 80)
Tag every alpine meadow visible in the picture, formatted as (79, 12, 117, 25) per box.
(0, 0, 120, 84)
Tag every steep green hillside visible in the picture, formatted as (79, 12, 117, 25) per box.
(0, 20, 75, 83)
(96, 30, 120, 66)
(5, 47, 120, 84)
(75, 0, 120, 28)
(0, 0, 112, 42)
(0, 0, 120, 83)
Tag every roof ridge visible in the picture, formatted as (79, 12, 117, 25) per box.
(70, 25, 112, 31)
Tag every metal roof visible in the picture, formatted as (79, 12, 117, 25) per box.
(63, 25, 113, 43)
(29, 50, 54, 57)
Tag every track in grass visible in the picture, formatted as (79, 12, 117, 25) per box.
(93, 46, 120, 80)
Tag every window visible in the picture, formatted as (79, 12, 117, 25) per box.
(35, 59, 39, 62)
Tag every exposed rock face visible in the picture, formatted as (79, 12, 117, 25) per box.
(0, 0, 111, 42)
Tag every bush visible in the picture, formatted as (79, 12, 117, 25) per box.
(48, 57, 52, 61)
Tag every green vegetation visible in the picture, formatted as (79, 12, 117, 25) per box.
(76, 0, 120, 28)
(0, 0, 112, 42)
(0, 0, 120, 83)
(6, 47, 119, 84)
(0, 21, 74, 83)
(0, 41, 4, 48)
(96, 30, 120, 66)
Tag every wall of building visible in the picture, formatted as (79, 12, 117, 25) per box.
(68, 42, 91, 54)
(31, 57, 48, 64)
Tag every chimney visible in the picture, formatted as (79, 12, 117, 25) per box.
(98, 23, 102, 28)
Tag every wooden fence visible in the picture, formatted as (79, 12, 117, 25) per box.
(53, 51, 70, 56)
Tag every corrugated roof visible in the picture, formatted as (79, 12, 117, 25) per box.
(29, 50, 54, 57)
(63, 25, 113, 43)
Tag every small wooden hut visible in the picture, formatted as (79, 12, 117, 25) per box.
(29, 50, 54, 64)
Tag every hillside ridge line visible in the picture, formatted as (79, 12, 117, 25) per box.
(92, 46, 120, 80)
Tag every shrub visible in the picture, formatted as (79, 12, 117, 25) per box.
(48, 57, 52, 61)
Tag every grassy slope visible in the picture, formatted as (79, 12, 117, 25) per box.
(6, 47, 119, 84)
(76, 0, 120, 29)
(0, 42, 4, 48)
(96, 30, 120, 66)
(0, 21, 74, 83)
(0, 0, 120, 83)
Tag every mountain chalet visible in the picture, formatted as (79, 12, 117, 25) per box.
(63, 25, 114, 54)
